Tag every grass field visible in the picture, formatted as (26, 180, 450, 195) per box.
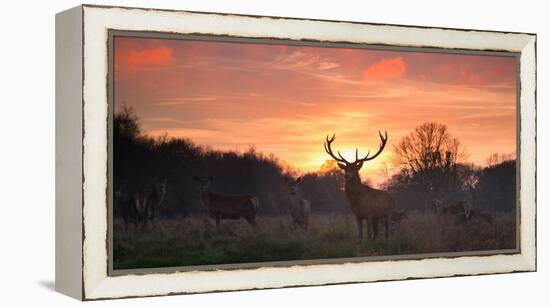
(113, 211, 516, 270)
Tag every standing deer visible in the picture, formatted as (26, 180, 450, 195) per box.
(132, 177, 167, 228)
(194, 175, 259, 227)
(114, 182, 133, 232)
(284, 177, 311, 229)
(324, 132, 395, 241)
(115, 177, 167, 232)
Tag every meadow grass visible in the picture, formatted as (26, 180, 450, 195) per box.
(113, 212, 516, 270)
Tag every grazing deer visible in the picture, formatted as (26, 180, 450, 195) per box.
(391, 209, 409, 225)
(194, 176, 259, 227)
(324, 132, 395, 241)
(433, 199, 493, 225)
(115, 177, 167, 231)
(284, 177, 311, 229)
(434, 199, 471, 219)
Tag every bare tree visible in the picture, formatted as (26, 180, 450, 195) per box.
(392, 122, 469, 209)
(393, 122, 466, 175)
(486, 152, 515, 167)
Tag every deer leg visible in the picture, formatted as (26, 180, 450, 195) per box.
(488, 214, 494, 226)
(356, 217, 363, 242)
(215, 215, 221, 227)
(137, 216, 142, 233)
(384, 215, 390, 240)
(245, 215, 257, 227)
(146, 212, 152, 230)
(377, 218, 382, 239)
(132, 217, 138, 234)
(149, 206, 156, 229)
(366, 216, 375, 240)
(372, 219, 379, 240)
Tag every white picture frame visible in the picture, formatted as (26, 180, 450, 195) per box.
(55, 4, 536, 300)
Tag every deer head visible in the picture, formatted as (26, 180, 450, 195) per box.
(432, 198, 443, 213)
(154, 176, 168, 198)
(324, 131, 388, 181)
(285, 176, 302, 195)
(194, 175, 213, 192)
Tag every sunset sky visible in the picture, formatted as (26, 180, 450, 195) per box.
(114, 36, 517, 184)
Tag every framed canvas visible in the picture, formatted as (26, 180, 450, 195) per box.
(55, 4, 537, 300)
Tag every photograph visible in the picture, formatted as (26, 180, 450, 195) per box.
(111, 34, 519, 271)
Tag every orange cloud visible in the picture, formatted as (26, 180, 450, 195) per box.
(114, 38, 176, 82)
(127, 46, 174, 68)
(363, 57, 406, 80)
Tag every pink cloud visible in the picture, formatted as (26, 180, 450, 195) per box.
(127, 46, 173, 68)
(114, 37, 175, 82)
(363, 57, 407, 81)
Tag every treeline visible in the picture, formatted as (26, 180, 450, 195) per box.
(114, 107, 347, 216)
(384, 160, 516, 212)
(114, 108, 516, 218)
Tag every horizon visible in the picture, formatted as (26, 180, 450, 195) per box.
(114, 36, 517, 184)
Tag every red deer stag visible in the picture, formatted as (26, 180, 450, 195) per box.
(194, 176, 259, 227)
(324, 132, 395, 241)
(284, 177, 311, 229)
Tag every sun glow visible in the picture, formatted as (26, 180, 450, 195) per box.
(115, 36, 517, 185)
(293, 150, 391, 186)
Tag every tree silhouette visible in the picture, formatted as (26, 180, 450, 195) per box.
(389, 122, 470, 210)
(114, 105, 141, 140)
(393, 122, 466, 174)
(475, 159, 516, 212)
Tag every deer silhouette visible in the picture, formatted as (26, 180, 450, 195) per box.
(324, 132, 395, 241)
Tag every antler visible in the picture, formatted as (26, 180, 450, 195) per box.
(356, 131, 388, 163)
(324, 134, 351, 164)
(324, 131, 388, 165)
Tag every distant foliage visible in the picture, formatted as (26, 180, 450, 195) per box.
(475, 160, 516, 212)
(485, 153, 515, 168)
